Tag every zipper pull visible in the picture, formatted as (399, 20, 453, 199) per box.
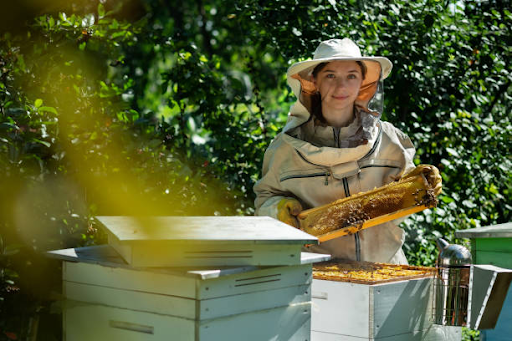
(324, 171, 330, 186)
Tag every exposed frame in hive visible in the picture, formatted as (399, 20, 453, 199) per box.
(298, 165, 439, 243)
(312, 260, 435, 285)
(316, 204, 428, 243)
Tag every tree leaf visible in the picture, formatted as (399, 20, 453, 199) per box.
(98, 3, 105, 18)
(446, 147, 460, 157)
(32, 138, 51, 148)
(38, 106, 58, 115)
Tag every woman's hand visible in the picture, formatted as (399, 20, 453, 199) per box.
(277, 198, 303, 228)
(403, 164, 442, 196)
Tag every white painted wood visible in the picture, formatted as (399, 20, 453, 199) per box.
(110, 239, 304, 267)
(48, 244, 130, 267)
(64, 301, 311, 341)
(311, 279, 370, 337)
(49, 244, 266, 278)
(301, 252, 332, 264)
(196, 263, 312, 299)
(96, 216, 318, 267)
(422, 325, 461, 341)
(370, 278, 432, 338)
(311, 278, 461, 341)
(48, 245, 330, 277)
(54, 246, 326, 340)
(469, 264, 512, 330)
(312, 331, 357, 341)
(63, 261, 312, 300)
(455, 222, 512, 238)
(108, 233, 133, 264)
(63, 261, 197, 298)
(63, 281, 197, 319)
(198, 283, 310, 320)
(96, 215, 317, 243)
(312, 324, 461, 340)
(64, 302, 195, 341)
(64, 280, 310, 320)
(197, 302, 311, 341)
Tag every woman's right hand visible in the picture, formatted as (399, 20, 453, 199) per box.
(277, 198, 303, 228)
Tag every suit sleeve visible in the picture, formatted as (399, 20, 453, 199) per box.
(395, 126, 417, 177)
(253, 137, 296, 218)
(391, 126, 417, 227)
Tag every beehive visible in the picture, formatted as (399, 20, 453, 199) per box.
(310, 260, 462, 340)
(49, 245, 330, 341)
(456, 222, 512, 340)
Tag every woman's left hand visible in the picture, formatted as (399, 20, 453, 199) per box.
(403, 164, 442, 196)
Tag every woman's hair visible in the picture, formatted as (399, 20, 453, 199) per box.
(309, 60, 366, 123)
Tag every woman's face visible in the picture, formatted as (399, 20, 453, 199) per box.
(312, 60, 363, 122)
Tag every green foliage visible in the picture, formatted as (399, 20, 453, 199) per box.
(375, 1, 512, 264)
(462, 327, 480, 341)
(0, 0, 510, 338)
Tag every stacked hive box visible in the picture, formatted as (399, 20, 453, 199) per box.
(48, 216, 329, 341)
(310, 261, 462, 341)
(456, 222, 512, 341)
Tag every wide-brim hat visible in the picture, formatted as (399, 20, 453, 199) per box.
(287, 38, 393, 106)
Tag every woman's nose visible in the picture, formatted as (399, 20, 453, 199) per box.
(335, 78, 346, 88)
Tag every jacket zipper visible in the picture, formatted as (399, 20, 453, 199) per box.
(360, 123, 382, 160)
(360, 164, 400, 170)
(280, 171, 330, 183)
(333, 127, 340, 148)
(343, 177, 361, 261)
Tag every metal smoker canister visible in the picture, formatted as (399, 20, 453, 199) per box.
(433, 238, 472, 326)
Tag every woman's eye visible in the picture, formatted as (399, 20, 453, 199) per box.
(326, 74, 335, 79)
(348, 74, 357, 79)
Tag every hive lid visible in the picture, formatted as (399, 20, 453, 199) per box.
(96, 216, 318, 245)
(455, 222, 512, 239)
(94, 216, 318, 267)
(469, 264, 512, 330)
(47, 245, 331, 279)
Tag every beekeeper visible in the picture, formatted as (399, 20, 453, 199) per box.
(254, 38, 440, 264)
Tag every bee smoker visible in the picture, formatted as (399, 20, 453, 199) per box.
(433, 237, 472, 326)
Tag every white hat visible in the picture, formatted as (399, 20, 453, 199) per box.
(288, 38, 392, 82)
(287, 38, 392, 112)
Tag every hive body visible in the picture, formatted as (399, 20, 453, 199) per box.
(310, 260, 461, 341)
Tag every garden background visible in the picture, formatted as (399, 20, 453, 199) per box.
(0, 0, 510, 339)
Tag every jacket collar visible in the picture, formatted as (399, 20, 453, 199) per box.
(299, 113, 362, 148)
(282, 122, 381, 167)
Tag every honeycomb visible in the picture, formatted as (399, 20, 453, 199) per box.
(313, 260, 435, 284)
(298, 165, 439, 236)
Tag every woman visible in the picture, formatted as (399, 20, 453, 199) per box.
(254, 38, 440, 264)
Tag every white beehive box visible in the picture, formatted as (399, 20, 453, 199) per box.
(311, 277, 462, 341)
(96, 216, 318, 267)
(48, 245, 330, 341)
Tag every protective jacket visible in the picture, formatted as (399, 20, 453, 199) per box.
(254, 65, 416, 264)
